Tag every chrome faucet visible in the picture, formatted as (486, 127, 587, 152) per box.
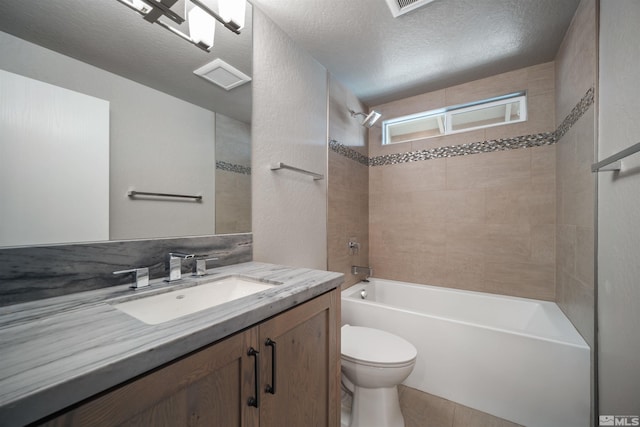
(165, 252, 194, 282)
(352, 265, 373, 280)
(113, 267, 150, 289)
(192, 257, 220, 276)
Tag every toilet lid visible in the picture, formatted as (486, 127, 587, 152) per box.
(341, 325, 417, 366)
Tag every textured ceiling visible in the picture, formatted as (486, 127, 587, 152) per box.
(0, 0, 581, 120)
(250, 0, 580, 107)
(0, 0, 253, 124)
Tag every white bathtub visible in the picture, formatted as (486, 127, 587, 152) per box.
(341, 278, 590, 427)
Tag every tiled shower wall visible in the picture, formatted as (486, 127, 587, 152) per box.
(554, 0, 596, 349)
(327, 76, 369, 287)
(215, 113, 251, 234)
(367, 63, 558, 300)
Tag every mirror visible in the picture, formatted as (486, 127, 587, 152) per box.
(0, 0, 252, 248)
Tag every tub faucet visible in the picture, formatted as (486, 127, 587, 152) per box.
(165, 252, 194, 282)
(352, 265, 373, 280)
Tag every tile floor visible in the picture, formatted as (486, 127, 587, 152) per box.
(398, 385, 523, 427)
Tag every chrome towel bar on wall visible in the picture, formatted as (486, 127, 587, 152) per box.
(270, 162, 324, 180)
(592, 141, 640, 172)
(127, 190, 203, 201)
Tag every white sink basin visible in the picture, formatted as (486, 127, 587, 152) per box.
(112, 276, 276, 325)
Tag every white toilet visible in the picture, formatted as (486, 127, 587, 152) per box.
(341, 325, 417, 427)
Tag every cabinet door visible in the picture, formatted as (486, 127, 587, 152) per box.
(258, 290, 340, 427)
(40, 329, 260, 427)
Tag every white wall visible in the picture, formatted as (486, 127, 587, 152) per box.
(252, 8, 328, 270)
(0, 70, 109, 247)
(0, 31, 216, 241)
(598, 0, 640, 415)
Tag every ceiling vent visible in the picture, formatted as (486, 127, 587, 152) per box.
(384, 0, 436, 17)
(194, 58, 252, 91)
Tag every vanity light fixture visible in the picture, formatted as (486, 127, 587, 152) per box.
(114, 0, 246, 52)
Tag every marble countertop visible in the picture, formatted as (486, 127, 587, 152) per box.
(0, 262, 343, 426)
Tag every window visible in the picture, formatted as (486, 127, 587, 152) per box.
(382, 92, 527, 145)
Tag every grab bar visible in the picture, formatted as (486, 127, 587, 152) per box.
(591, 141, 640, 172)
(128, 190, 202, 201)
(270, 162, 324, 180)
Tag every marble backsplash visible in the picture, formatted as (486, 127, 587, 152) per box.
(0, 233, 252, 306)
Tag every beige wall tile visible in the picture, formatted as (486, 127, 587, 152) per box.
(442, 257, 486, 290)
(531, 144, 556, 188)
(557, 273, 595, 348)
(485, 189, 532, 225)
(575, 106, 596, 170)
(483, 149, 532, 190)
(369, 255, 418, 283)
(368, 190, 416, 228)
(365, 63, 560, 300)
(576, 226, 595, 287)
(444, 67, 528, 106)
(531, 224, 556, 265)
(413, 252, 449, 286)
(526, 61, 555, 96)
(378, 223, 447, 257)
(327, 75, 370, 286)
(215, 170, 251, 234)
(556, 224, 577, 274)
(410, 190, 451, 223)
(484, 262, 555, 300)
(556, 125, 578, 185)
(528, 184, 556, 225)
(555, 0, 597, 121)
(446, 224, 487, 262)
(560, 169, 595, 229)
(370, 142, 557, 299)
(484, 224, 532, 264)
(446, 190, 486, 224)
(446, 154, 488, 190)
(377, 159, 447, 193)
(378, 89, 447, 121)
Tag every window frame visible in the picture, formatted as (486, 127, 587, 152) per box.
(382, 91, 527, 145)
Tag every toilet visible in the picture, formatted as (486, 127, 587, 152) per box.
(341, 325, 417, 427)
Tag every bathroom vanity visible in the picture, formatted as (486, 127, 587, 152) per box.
(0, 262, 343, 426)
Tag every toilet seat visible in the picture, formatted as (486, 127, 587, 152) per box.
(341, 325, 417, 367)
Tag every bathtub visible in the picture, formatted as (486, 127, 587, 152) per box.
(341, 278, 590, 427)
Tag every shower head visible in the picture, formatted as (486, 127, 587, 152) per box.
(349, 109, 383, 128)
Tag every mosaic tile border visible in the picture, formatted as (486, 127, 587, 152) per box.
(216, 160, 251, 175)
(328, 139, 369, 166)
(329, 87, 595, 167)
(555, 87, 594, 141)
(369, 132, 556, 166)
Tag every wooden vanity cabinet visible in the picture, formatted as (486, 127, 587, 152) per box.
(38, 289, 339, 427)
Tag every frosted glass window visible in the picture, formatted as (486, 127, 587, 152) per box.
(449, 100, 524, 133)
(386, 113, 445, 144)
(382, 93, 527, 145)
